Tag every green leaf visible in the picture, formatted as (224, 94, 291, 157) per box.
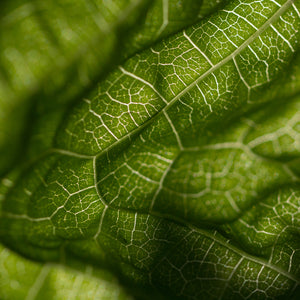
(0, 0, 151, 176)
(0, 0, 300, 299)
(0, 0, 223, 176)
(0, 244, 134, 300)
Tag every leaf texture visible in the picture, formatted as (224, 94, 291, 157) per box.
(0, 0, 224, 176)
(0, 0, 300, 299)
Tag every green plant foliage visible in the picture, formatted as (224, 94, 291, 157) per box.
(0, 244, 135, 300)
(0, 0, 299, 299)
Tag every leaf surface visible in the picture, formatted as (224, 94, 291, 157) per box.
(0, 0, 300, 299)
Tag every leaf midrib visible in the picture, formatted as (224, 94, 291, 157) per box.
(56, 0, 294, 159)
